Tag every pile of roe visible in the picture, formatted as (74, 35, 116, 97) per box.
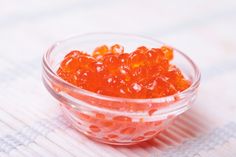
(57, 44, 190, 99)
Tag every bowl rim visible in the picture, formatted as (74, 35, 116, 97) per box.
(42, 32, 201, 103)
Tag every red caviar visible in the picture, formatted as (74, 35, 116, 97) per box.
(57, 44, 190, 99)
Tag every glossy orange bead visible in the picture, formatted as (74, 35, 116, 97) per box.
(107, 134, 119, 139)
(89, 125, 101, 132)
(111, 44, 124, 54)
(95, 113, 106, 119)
(161, 45, 174, 61)
(92, 45, 109, 58)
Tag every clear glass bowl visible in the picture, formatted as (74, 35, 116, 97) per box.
(42, 33, 200, 145)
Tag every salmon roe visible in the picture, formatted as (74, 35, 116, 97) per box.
(57, 44, 190, 99)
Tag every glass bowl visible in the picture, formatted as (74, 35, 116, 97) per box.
(42, 33, 200, 145)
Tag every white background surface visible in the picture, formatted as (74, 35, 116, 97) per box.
(0, 0, 236, 156)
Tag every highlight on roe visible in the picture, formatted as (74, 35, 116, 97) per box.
(57, 44, 190, 99)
